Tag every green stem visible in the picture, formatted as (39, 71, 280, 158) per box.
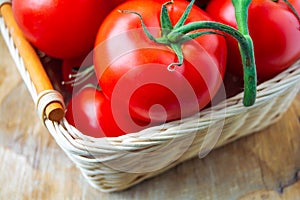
(232, 0, 257, 106)
(168, 21, 256, 106)
(232, 0, 251, 35)
(168, 43, 184, 71)
(173, 0, 195, 29)
(282, 0, 300, 22)
(160, 1, 174, 36)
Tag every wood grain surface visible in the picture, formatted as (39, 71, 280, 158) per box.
(1, 33, 300, 200)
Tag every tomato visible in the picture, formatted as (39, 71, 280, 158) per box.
(94, 0, 227, 123)
(206, 0, 300, 82)
(66, 87, 150, 138)
(110, 0, 127, 8)
(12, 0, 114, 59)
(111, 0, 169, 8)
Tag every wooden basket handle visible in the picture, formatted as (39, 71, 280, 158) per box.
(0, 3, 65, 122)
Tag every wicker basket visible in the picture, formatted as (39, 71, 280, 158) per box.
(1, 2, 300, 192)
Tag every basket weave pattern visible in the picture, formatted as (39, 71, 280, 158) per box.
(1, 14, 300, 192)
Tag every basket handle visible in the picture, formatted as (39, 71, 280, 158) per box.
(0, 3, 65, 122)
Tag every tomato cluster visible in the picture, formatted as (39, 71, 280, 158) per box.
(206, 0, 300, 82)
(12, 0, 300, 138)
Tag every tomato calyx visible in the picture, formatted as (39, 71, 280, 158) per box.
(121, 0, 257, 107)
(120, 0, 222, 71)
(62, 65, 95, 87)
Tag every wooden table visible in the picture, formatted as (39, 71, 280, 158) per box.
(1, 34, 300, 200)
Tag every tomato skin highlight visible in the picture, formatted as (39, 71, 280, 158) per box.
(206, 0, 300, 82)
(94, 0, 227, 123)
(66, 87, 149, 138)
(12, 0, 113, 59)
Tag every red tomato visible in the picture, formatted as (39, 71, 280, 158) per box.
(206, 0, 300, 82)
(111, 0, 169, 8)
(12, 0, 113, 59)
(94, 0, 227, 123)
(110, 0, 127, 8)
(65, 87, 150, 138)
